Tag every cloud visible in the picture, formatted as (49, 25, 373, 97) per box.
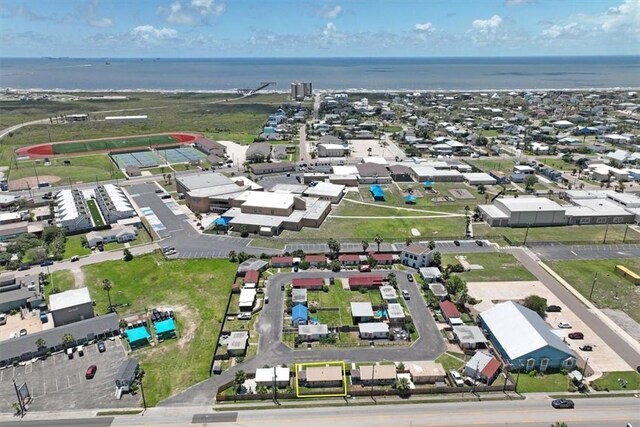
(319, 5, 342, 19)
(414, 22, 434, 32)
(160, 0, 225, 25)
(14, 5, 53, 21)
(505, 0, 529, 6)
(468, 14, 504, 44)
(542, 22, 579, 39)
(89, 17, 113, 28)
(131, 25, 178, 44)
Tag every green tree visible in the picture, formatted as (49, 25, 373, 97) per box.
(551, 423, 568, 427)
(228, 250, 237, 262)
(234, 370, 247, 393)
(102, 279, 113, 313)
(61, 333, 75, 348)
(123, 248, 133, 262)
(523, 174, 538, 191)
(431, 251, 442, 267)
(361, 240, 369, 254)
(374, 234, 383, 252)
(445, 275, 467, 296)
(394, 377, 411, 397)
(327, 238, 341, 259)
(35, 338, 47, 350)
(428, 240, 436, 250)
(477, 184, 486, 195)
(255, 385, 269, 396)
(522, 295, 548, 318)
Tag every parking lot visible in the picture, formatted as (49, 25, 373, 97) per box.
(467, 280, 632, 373)
(0, 338, 139, 412)
(284, 240, 495, 255)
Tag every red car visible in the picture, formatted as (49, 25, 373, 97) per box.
(568, 332, 584, 340)
(86, 365, 97, 379)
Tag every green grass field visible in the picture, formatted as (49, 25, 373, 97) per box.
(591, 371, 640, 391)
(81, 253, 237, 406)
(47, 270, 76, 302)
(63, 235, 92, 259)
(85, 199, 105, 227)
(479, 129, 500, 137)
(473, 223, 640, 245)
(545, 258, 640, 323)
(440, 252, 536, 281)
(52, 135, 176, 154)
(382, 125, 403, 133)
(536, 157, 575, 171)
(8, 154, 124, 186)
(516, 373, 570, 393)
(435, 352, 466, 372)
(307, 284, 384, 326)
(468, 158, 517, 174)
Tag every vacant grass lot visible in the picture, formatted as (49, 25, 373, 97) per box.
(8, 154, 124, 186)
(435, 352, 465, 372)
(48, 270, 76, 301)
(546, 258, 640, 323)
(473, 223, 640, 245)
(307, 283, 384, 326)
(63, 235, 93, 259)
(591, 371, 640, 391)
(536, 157, 575, 171)
(516, 373, 570, 393)
(81, 253, 237, 406)
(441, 252, 536, 281)
(468, 158, 517, 174)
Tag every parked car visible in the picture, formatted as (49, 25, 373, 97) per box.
(406, 274, 414, 282)
(475, 240, 483, 246)
(329, 277, 335, 285)
(557, 321, 572, 329)
(155, 189, 164, 194)
(449, 369, 464, 387)
(70, 255, 80, 262)
(453, 240, 461, 246)
(19, 329, 27, 336)
(551, 399, 574, 409)
(402, 290, 410, 300)
(546, 305, 562, 312)
(568, 332, 584, 339)
(264, 296, 269, 304)
(579, 345, 594, 352)
(0, 313, 6, 325)
(85, 365, 97, 379)
(97, 340, 106, 353)
(77, 345, 84, 356)
(17, 264, 31, 271)
(237, 313, 252, 320)
(40, 260, 54, 267)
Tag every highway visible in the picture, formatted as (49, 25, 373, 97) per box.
(1, 397, 638, 427)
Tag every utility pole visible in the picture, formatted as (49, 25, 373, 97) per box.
(13, 380, 24, 416)
(523, 224, 530, 246)
(622, 224, 629, 243)
(602, 222, 610, 244)
(139, 369, 147, 414)
(589, 272, 599, 300)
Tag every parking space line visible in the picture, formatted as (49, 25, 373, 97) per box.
(55, 378, 59, 392)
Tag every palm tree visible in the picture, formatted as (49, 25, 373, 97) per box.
(361, 240, 369, 254)
(62, 333, 75, 348)
(35, 338, 46, 350)
(374, 234, 383, 253)
(228, 250, 237, 262)
(102, 279, 113, 313)
(327, 238, 341, 259)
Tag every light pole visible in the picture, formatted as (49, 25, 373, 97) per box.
(138, 369, 147, 413)
(523, 224, 531, 246)
(589, 272, 599, 300)
(602, 222, 610, 244)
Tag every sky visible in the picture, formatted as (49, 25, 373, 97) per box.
(0, 0, 639, 57)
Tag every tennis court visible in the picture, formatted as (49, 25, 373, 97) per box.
(111, 151, 160, 169)
(155, 147, 206, 164)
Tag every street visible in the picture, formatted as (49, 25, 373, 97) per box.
(1, 396, 638, 427)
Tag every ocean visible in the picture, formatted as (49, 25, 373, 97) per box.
(1, 56, 639, 92)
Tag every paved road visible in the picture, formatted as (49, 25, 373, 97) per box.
(159, 269, 445, 407)
(531, 243, 640, 261)
(285, 239, 495, 255)
(507, 248, 640, 369)
(2, 397, 638, 427)
(299, 124, 310, 162)
(0, 119, 51, 140)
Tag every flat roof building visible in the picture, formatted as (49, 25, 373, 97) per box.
(49, 287, 94, 326)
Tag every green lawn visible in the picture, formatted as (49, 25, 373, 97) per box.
(435, 353, 465, 372)
(469, 158, 517, 174)
(81, 252, 237, 406)
(47, 270, 76, 301)
(382, 125, 403, 133)
(473, 223, 640, 245)
(536, 157, 575, 171)
(440, 252, 536, 281)
(516, 373, 570, 393)
(546, 258, 640, 323)
(247, 237, 286, 250)
(8, 154, 124, 187)
(63, 235, 92, 259)
(52, 135, 175, 154)
(591, 371, 640, 391)
(85, 199, 105, 227)
(307, 284, 385, 326)
(479, 129, 500, 137)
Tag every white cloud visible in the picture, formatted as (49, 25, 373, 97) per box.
(131, 25, 178, 44)
(191, 0, 225, 16)
(166, 1, 193, 24)
(414, 22, 434, 32)
(319, 5, 342, 19)
(505, 0, 529, 6)
(468, 14, 504, 44)
(323, 22, 337, 37)
(89, 17, 113, 28)
(542, 22, 579, 39)
(161, 0, 225, 25)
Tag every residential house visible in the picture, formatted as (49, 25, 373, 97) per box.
(271, 256, 294, 267)
(227, 331, 249, 356)
(379, 285, 398, 303)
(339, 254, 361, 266)
(478, 301, 576, 372)
(351, 302, 374, 323)
(452, 325, 489, 350)
(386, 303, 405, 325)
(292, 304, 309, 326)
(420, 267, 442, 283)
(291, 288, 308, 305)
(358, 322, 389, 339)
(439, 301, 462, 326)
(85, 224, 137, 248)
(299, 365, 343, 387)
(353, 365, 397, 385)
(463, 352, 502, 384)
(305, 255, 327, 266)
(370, 253, 394, 265)
(405, 361, 446, 384)
(428, 283, 448, 300)
(291, 278, 324, 290)
(244, 270, 259, 288)
(254, 366, 290, 388)
(348, 274, 384, 289)
(298, 324, 329, 342)
(239, 288, 257, 312)
(401, 244, 433, 268)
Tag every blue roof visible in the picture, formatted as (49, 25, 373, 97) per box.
(213, 217, 231, 226)
(370, 184, 385, 199)
(154, 318, 176, 335)
(127, 326, 150, 344)
(292, 304, 308, 320)
(404, 195, 417, 202)
(422, 181, 434, 187)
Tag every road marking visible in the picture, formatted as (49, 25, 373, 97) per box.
(571, 250, 577, 256)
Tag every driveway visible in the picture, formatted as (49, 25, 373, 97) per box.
(159, 269, 445, 407)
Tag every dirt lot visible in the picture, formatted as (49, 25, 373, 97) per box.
(467, 280, 632, 373)
(0, 338, 139, 412)
(8, 175, 61, 191)
(348, 138, 405, 159)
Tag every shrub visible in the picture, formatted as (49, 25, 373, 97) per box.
(528, 370, 538, 377)
(560, 368, 568, 376)
(322, 285, 329, 292)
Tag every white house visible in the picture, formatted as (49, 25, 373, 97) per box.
(401, 244, 433, 268)
(358, 322, 389, 339)
(85, 224, 137, 248)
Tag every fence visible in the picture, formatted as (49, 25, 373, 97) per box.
(208, 273, 238, 375)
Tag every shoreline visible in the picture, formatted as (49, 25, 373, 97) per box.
(2, 86, 640, 95)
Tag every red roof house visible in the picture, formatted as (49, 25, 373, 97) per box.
(244, 269, 259, 286)
(305, 255, 327, 266)
(271, 256, 294, 267)
(348, 274, 384, 288)
(439, 301, 462, 324)
(339, 254, 361, 265)
(371, 253, 394, 265)
(292, 277, 325, 289)
(481, 357, 502, 381)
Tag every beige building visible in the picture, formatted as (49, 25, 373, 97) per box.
(405, 361, 446, 384)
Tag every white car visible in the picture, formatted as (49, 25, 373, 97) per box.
(449, 369, 464, 387)
(558, 321, 573, 329)
(402, 290, 410, 300)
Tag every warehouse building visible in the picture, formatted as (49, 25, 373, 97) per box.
(478, 197, 567, 227)
(176, 173, 260, 213)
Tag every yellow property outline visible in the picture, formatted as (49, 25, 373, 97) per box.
(294, 361, 348, 398)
